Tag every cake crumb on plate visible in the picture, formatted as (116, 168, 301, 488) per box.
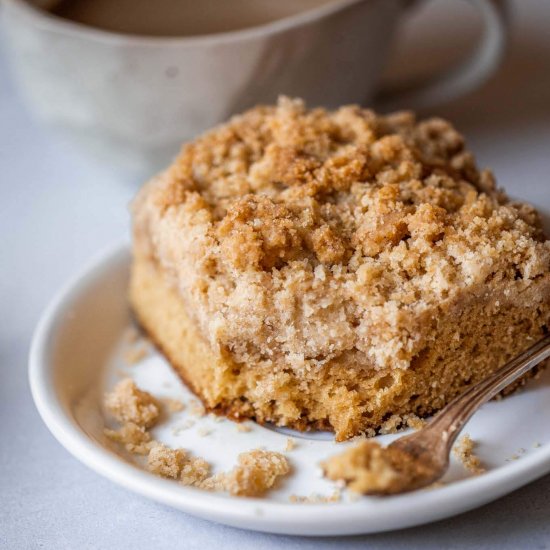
(171, 419, 195, 435)
(453, 434, 485, 474)
(180, 457, 211, 486)
(289, 490, 341, 504)
(104, 422, 155, 455)
(161, 397, 185, 413)
(236, 423, 252, 433)
(224, 450, 290, 497)
(284, 438, 296, 452)
(104, 378, 160, 428)
(147, 444, 188, 479)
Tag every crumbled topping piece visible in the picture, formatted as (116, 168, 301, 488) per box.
(197, 427, 212, 437)
(378, 413, 426, 435)
(323, 442, 400, 494)
(289, 490, 341, 504)
(147, 444, 188, 479)
(103, 380, 288, 498)
(197, 472, 228, 492)
(284, 438, 296, 452)
(104, 422, 154, 455)
(453, 434, 485, 474)
(322, 440, 434, 495)
(379, 414, 403, 435)
(189, 399, 206, 417)
(224, 450, 290, 497)
(405, 414, 426, 431)
(104, 378, 160, 428)
(161, 397, 185, 413)
(171, 419, 195, 435)
(180, 457, 211, 486)
(426, 480, 446, 490)
(236, 423, 252, 433)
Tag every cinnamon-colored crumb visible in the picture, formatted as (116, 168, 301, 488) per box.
(453, 434, 485, 474)
(104, 378, 160, 428)
(322, 440, 434, 495)
(104, 422, 155, 455)
(161, 397, 186, 413)
(236, 423, 252, 433)
(224, 450, 290, 497)
(197, 427, 212, 437)
(197, 472, 227, 492)
(323, 442, 401, 494)
(284, 438, 296, 452)
(180, 457, 211, 486)
(196, 450, 290, 496)
(147, 444, 210, 485)
(289, 490, 341, 504)
(379, 414, 426, 434)
(189, 399, 206, 417)
(426, 480, 446, 490)
(103, 381, 287, 497)
(147, 444, 188, 479)
(379, 415, 403, 435)
(171, 419, 195, 435)
(405, 414, 427, 431)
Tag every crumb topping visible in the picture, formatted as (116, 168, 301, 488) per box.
(133, 97, 549, 373)
(236, 423, 252, 433)
(147, 444, 187, 479)
(104, 422, 154, 455)
(161, 397, 185, 413)
(180, 457, 211, 486)
(453, 434, 485, 474)
(224, 450, 290, 497)
(289, 490, 341, 504)
(104, 378, 160, 428)
(322, 440, 434, 495)
(284, 438, 296, 452)
(104, 380, 289, 497)
(323, 441, 401, 494)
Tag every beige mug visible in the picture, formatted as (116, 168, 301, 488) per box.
(2, 0, 508, 179)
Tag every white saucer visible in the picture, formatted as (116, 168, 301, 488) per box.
(29, 242, 550, 536)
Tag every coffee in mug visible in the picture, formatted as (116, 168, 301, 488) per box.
(49, 0, 336, 36)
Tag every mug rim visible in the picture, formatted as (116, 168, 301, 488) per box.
(3, 0, 376, 46)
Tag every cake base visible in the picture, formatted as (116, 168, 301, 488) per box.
(130, 255, 548, 441)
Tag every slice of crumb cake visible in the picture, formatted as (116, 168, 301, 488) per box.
(130, 97, 549, 441)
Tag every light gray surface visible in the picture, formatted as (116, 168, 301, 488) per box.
(1, 1, 549, 548)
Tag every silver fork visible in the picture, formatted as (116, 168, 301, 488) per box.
(383, 333, 550, 494)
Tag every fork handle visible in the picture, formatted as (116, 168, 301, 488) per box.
(427, 334, 550, 451)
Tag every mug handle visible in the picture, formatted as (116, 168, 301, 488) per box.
(377, 0, 509, 110)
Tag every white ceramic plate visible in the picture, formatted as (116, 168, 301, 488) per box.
(29, 242, 550, 536)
